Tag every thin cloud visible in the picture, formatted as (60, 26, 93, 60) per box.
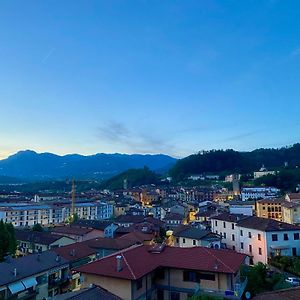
(96, 121, 192, 156)
(41, 48, 55, 64)
(217, 130, 262, 143)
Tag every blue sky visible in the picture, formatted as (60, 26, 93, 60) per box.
(0, 0, 300, 159)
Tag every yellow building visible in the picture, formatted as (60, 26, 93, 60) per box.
(113, 204, 129, 217)
(282, 201, 300, 225)
(256, 198, 284, 221)
(78, 244, 248, 300)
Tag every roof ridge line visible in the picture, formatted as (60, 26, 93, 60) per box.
(202, 247, 235, 273)
(121, 252, 136, 280)
(96, 244, 143, 262)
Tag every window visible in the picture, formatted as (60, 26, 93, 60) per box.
(183, 271, 198, 282)
(272, 234, 278, 241)
(259, 247, 262, 255)
(223, 232, 227, 239)
(232, 245, 236, 251)
(284, 233, 289, 241)
(248, 232, 252, 238)
(240, 230, 243, 236)
(294, 233, 300, 240)
(223, 222, 226, 228)
(232, 234, 235, 241)
(171, 292, 180, 300)
(241, 242, 244, 250)
(249, 245, 252, 253)
(258, 234, 261, 241)
(193, 240, 196, 246)
(232, 223, 234, 230)
(154, 268, 165, 280)
(136, 278, 143, 290)
(215, 221, 218, 226)
(199, 273, 215, 281)
(183, 238, 185, 244)
(176, 238, 179, 244)
(183, 271, 215, 282)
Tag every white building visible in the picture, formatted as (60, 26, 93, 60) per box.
(97, 202, 114, 220)
(229, 201, 254, 216)
(211, 213, 300, 264)
(254, 166, 276, 179)
(0, 202, 103, 227)
(241, 187, 280, 201)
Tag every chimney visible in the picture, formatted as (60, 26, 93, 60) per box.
(116, 255, 122, 272)
(13, 268, 17, 277)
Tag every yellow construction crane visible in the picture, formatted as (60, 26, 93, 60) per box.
(71, 179, 76, 220)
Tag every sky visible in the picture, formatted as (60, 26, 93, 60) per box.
(0, 0, 300, 159)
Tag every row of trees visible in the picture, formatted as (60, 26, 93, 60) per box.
(170, 144, 300, 181)
(0, 220, 17, 261)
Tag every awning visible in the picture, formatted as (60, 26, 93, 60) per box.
(270, 245, 290, 250)
(21, 277, 37, 289)
(8, 282, 25, 294)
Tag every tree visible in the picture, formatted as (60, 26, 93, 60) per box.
(0, 221, 17, 261)
(32, 223, 44, 232)
(6, 223, 17, 256)
(241, 263, 268, 295)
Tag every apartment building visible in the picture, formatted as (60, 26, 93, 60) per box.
(241, 187, 280, 201)
(211, 213, 300, 264)
(256, 198, 284, 221)
(0, 251, 69, 300)
(0, 202, 101, 227)
(77, 244, 248, 300)
(97, 202, 114, 219)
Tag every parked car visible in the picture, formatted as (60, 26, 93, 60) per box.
(285, 277, 300, 286)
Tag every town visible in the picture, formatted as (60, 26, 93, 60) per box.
(2, 1, 300, 299)
(0, 158, 300, 300)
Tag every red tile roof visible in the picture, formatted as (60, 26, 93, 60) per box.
(76, 245, 247, 280)
(53, 242, 96, 262)
(118, 231, 154, 243)
(51, 226, 94, 236)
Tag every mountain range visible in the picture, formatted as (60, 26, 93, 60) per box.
(0, 150, 177, 181)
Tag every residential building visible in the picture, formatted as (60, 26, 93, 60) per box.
(241, 187, 280, 201)
(256, 198, 285, 221)
(55, 285, 122, 299)
(0, 202, 101, 227)
(173, 226, 221, 249)
(211, 213, 300, 264)
(282, 201, 300, 225)
(77, 244, 248, 300)
(0, 251, 69, 300)
(114, 204, 129, 217)
(229, 201, 255, 216)
(53, 237, 137, 290)
(72, 220, 119, 238)
(164, 213, 184, 229)
(97, 202, 114, 219)
(15, 229, 75, 255)
(51, 226, 103, 242)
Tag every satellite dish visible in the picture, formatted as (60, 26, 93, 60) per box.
(245, 291, 251, 299)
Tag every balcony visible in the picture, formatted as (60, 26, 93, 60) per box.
(48, 276, 69, 289)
